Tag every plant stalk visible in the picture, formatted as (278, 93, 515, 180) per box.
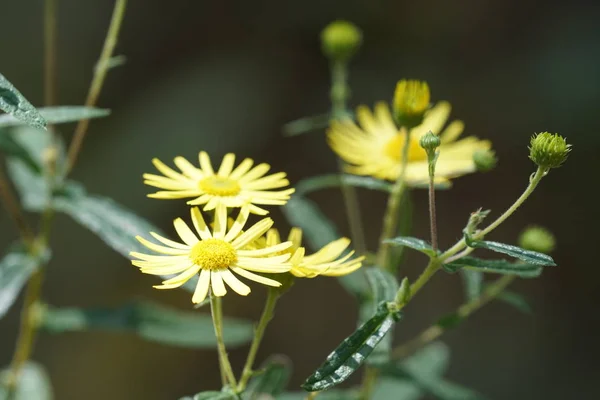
(210, 294, 238, 388)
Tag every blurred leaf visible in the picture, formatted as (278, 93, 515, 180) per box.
(360, 268, 399, 366)
(282, 113, 331, 137)
(384, 236, 437, 258)
(460, 269, 483, 301)
(302, 302, 401, 391)
(243, 356, 292, 399)
(282, 196, 368, 298)
(443, 256, 543, 278)
(0, 243, 49, 320)
(40, 300, 253, 348)
(295, 174, 393, 196)
(372, 378, 421, 400)
(0, 362, 53, 400)
(180, 391, 235, 400)
(0, 72, 46, 130)
(389, 192, 413, 271)
(496, 290, 532, 314)
(95, 55, 127, 72)
(0, 130, 41, 173)
(435, 313, 464, 330)
(0, 107, 110, 127)
(279, 389, 358, 400)
(465, 238, 556, 266)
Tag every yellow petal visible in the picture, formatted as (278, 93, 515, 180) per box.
(174, 218, 199, 246)
(221, 268, 251, 296)
(217, 153, 236, 177)
(230, 267, 282, 287)
(210, 270, 227, 296)
(192, 269, 211, 303)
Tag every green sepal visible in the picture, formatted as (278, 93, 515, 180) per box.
(383, 236, 438, 258)
(464, 235, 556, 266)
(0, 72, 46, 130)
(443, 256, 543, 278)
(302, 302, 401, 391)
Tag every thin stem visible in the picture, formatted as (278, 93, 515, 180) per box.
(391, 275, 515, 360)
(408, 259, 441, 298)
(427, 156, 438, 252)
(210, 295, 238, 389)
(305, 392, 318, 400)
(443, 247, 474, 265)
(43, 0, 57, 107)
(5, 270, 45, 390)
(330, 60, 366, 256)
(237, 289, 280, 392)
(358, 365, 379, 400)
(65, 0, 128, 175)
(0, 165, 34, 246)
(377, 131, 412, 270)
(440, 167, 547, 262)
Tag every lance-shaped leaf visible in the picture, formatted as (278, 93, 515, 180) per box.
(180, 391, 235, 400)
(0, 130, 41, 173)
(443, 256, 543, 278)
(383, 236, 437, 258)
(295, 174, 393, 196)
(0, 72, 46, 130)
(282, 113, 331, 137)
(242, 355, 292, 399)
(279, 390, 359, 400)
(302, 302, 401, 391)
(460, 269, 483, 301)
(465, 237, 556, 266)
(40, 301, 253, 348)
(0, 106, 110, 128)
(0, 362, 53, 400)
(496, 290, 532, 314)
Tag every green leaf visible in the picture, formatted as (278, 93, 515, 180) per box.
(0, 130, 41, 173)
(0, 72, 46, 130)
(372, 378, 421, 400)
(496, 290, 532, 314)
(279, 389, 358, 400)
(460, 269, 483, 301)
(466, 238, 556, 266)
(302, 302, 401, 391)
(180, 391, 235, 400)
(243, 355, 292, 399)
(282, 113, 331, 137)
(389, 192, 413, 271)
(0, 243, 50, 320)
(435, 313, 464, 330)
(40, 300, 253, 348)
(443, 256, 543, 278)
(383, 236, 437, 258)
(0, 106, 110, 127)
(295, 174, 393, 196)
(360, 268, 399, 365)
(0, 362, 53, 400)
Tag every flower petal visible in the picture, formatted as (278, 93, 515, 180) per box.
(199, 151, 215, 176)
(210, 270, 227, 296)
(192, 269, 211, 303)
(217, 153, 236, 177)
(230, 266, 282, 287)
(191, 207, 212, 240)
(221, 268, 251, 296)
(174, 218, 199, 246)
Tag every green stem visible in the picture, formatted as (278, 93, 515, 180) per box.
(440, 167, 547, 262)
(408, 259, 441, 298)
(236, 289, 280, 392)
(358, 365, 379, 400)
(330, 60, 366, 257)
(427, 155, 439, 252)
(210, 295, 238, 389)
(391, 275, 515, 360)
(65, 0, 128, 175)
(0, 165, 34, 246)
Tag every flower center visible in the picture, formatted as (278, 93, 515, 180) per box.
(189, 239, 238, 270)
(383, 132, 427, 163)
(198, 176, 241, 196)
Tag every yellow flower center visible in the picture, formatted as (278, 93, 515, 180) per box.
(199, 176, 241, 196)
(384, 132, 427, 162)
(189, 239, 238, 270)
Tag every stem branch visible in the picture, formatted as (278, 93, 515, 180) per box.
(210, 295, 238, 388)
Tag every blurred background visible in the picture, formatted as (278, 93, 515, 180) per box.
(1, 0, 599, 399)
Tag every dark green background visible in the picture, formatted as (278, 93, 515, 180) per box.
(1, 0, 598, 399)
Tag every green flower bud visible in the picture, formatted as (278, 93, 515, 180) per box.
(419, 131, 441, 152)
(518, 225, 556, 254)
(393, 80, 430, 129)
(473, 149, 497, 172)
(528, 132, 571, 170)
(320, 20, 362, 61)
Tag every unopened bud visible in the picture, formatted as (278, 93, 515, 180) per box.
(473, 149, 497, 172)
(393, 80, 430, 129)
(419, 131, 441, 152)
(320, 20, 362, 61)
(518, 225, 555, 254)
(528, 132, 571, 170)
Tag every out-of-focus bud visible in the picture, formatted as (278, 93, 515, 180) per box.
(528, 132, 571, 170)
(320, 20, 362, 61)
(41, 145, 60, 176)
(518, 225, 556, 254)
(473, 149, 497, 172)
(393, 80, 430, 129)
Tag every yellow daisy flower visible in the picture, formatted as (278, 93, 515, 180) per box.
(143, 152, 295, 215)
(130, 206, 292, 304)
(327, 101, 491, 185)
(259, 228, 364, 278)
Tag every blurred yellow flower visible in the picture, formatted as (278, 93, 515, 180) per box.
(130, 206, 292, 304)
(328, 102, 491, 186)
(258, 228, 364, 278)
(144, 152, 295, 215)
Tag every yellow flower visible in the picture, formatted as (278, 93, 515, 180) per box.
(130, 206, 292, 304)
(393, 80, 430, 128)
(328, 101, 491, 186)
(260, 228, 364, 278)
(144, 152, 295, 215)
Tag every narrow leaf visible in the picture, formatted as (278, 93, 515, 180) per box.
(282, 113, 331, 137)
(279, 390, 358, 400)
(466, 239, 556, 266)
(0, 130, 41, 173)
(243, 355, 292, 399)
(0, 72, 46, 130)
(302, 303, 401, 391)
(444, 256, 543, 278)
(460, 269, 483, 301)
(372, 379, 421, 400)
(295, 174, 393, 196)
(180, 391, 235, 400)
(40, 301, 253, 348)
(0, 106, 110, 127)
(496, 290, 532, 314)
(0, 362, 53, 400)
(383, 236, 437, 258)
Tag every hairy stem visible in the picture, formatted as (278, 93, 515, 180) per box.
(237, 289, 280, 392)
(210, 295, 238, 388)
(65, 0, 128, 174)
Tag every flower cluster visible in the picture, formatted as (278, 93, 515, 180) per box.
(132, 152, 364, 303)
